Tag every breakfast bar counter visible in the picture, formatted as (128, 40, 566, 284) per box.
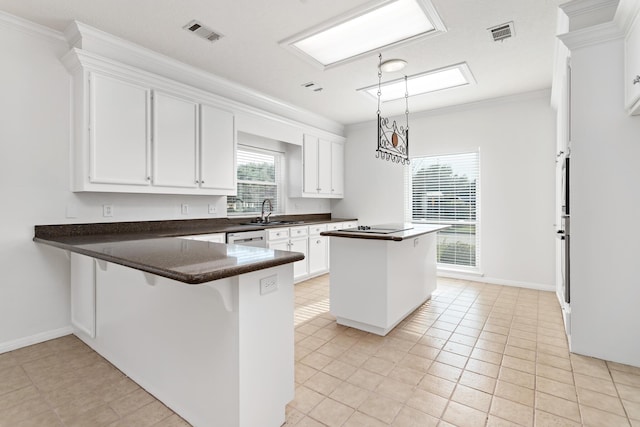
(33, 221, 309, 427)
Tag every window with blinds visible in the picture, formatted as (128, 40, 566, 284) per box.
(227, 146, 283, 215)
(407, 151, 479, 269)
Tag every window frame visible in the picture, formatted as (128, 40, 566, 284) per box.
(227, 145, 285, 217)
(406, 150, 480, 272)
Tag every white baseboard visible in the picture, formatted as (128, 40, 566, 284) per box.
(0, 326, 73, 354)
(437, 271, 555, 292)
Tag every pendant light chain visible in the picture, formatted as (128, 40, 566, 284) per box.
(377, 53, 382, 116)
(404, 75, 409, 131)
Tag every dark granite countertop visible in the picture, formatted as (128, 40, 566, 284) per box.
(33, 215, 357, 284)
(35, 236, 304, 284)
(321, 223, 449, 241)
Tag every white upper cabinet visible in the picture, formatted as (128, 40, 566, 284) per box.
(330, 141, 344, 197)
(152, 91, 199, 188)
(62, 50, 236, 195)
(317, 138, 332, 196)
(626, 13, 640, 115)
(291, 134, 345, 198)
(200, 105, 236, 193)
(303, 134, 320, 194)
(89, 73, 151, 186)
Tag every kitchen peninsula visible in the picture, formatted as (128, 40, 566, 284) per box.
(34, 222, 305, 427)
(322, 223, 448, 336)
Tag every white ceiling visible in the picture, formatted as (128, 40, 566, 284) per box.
(0, 0, 566, 126)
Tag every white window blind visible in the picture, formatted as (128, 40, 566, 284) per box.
(227, 146, 283, 215)
(407, 152, 479, 269)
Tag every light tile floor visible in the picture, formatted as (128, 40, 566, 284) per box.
(1, 275, 639, 426)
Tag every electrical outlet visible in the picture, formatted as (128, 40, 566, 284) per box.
(208, 204, 217, 214)
(181, 204, 189, 215)
(260, 274, 278, 295)
(103, 204, 113, 217)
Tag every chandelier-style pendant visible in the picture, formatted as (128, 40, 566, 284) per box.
(375, 54, 410, 165)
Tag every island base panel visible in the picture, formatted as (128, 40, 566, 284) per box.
(329, 233, 437, 336)
(71, 254, 294, 427)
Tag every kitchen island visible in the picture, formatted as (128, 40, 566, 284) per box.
(321, 223, 448, 336)
(34, 229, 304, 427)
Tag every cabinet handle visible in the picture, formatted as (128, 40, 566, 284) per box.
(634, 75, 640, 85)
(316, 240, 321, 244)
(146, 176, 151, 181)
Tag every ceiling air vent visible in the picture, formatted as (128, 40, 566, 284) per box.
(183, 20, 223, 43)
(488, 22, 514, 42)
(301, 81, 324, 92)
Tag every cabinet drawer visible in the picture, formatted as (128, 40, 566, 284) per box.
(267, 228, 290, 241)
(327, 222, 344, 231)
(342, 221, 358, 230)
(309, 224, 328, 236)
(290, 226, 308, 238)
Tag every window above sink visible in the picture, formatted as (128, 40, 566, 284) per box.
(228, 145, 284, 216)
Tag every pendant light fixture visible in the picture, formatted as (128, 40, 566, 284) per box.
(376, 54, 410, 165)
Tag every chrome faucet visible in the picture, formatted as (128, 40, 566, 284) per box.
(261, 199, 273, 223)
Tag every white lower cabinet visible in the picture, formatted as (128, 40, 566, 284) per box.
(308, 223, 328, 277)
(289, 236, 309, 280)
(266, 222, 356, 283)
(267, 227, 308, 282)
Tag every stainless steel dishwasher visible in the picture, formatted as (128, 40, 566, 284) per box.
(226, 229, 267, 247)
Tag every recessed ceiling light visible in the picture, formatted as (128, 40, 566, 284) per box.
(281, 0, 446, 69)
(358, 63, 475, 102)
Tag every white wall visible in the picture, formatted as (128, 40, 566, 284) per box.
(569, 37, 640, 367)
(0, 15, 330, 352)
(333, 91, 557, 290)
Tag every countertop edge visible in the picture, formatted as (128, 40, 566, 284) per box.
(34, 237, 305, 284)
(320, 225, 450, 241)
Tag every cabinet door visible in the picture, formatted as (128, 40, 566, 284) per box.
(153, 91, 199, 188)
(200, 105, 236, 192)
(317, 139, 332, 195)
(289, 237, 309, 280)
(331, 141, 344, 197)
(303, 134, 319, 194)
(89, 73, 150, 185)
(308, 236, 328, 276)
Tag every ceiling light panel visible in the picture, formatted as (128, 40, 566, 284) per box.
(359, 63, 475, 102)
(282, 0, 446, 69)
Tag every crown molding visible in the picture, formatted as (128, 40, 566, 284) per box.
(0, 10, 65, 42)
(557, 21, 624, 50)
(614, 0, 640, 33)
(560, 0, 620, 32)
(63, 21, 344, 136)
(561, 0, 620, 19)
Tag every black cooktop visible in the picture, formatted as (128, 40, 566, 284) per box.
(342, 223, 414, 234)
